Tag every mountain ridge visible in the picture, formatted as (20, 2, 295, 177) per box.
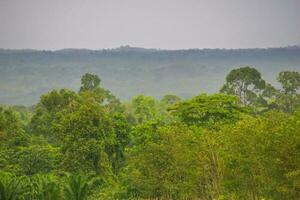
(1, 45, 300, 53)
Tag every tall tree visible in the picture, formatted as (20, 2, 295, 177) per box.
(79, 73, 122, 113)
(57, 97, 114, 175)
(79, 73, 101, 92)
(276, 71, 300, 112)
(277, 71, 300, 94)
(220, 66, 266, 105)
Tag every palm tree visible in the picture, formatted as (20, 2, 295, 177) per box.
(63, 173, 97, 200)
(31, 174, 61, 200)
(0, 171, 30, 200)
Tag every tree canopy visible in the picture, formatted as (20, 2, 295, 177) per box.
(1, 69, 299, 200)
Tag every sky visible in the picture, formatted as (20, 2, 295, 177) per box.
(0, 0, 299, 50)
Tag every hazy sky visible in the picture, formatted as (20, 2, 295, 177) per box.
(0, 0, 299, 50)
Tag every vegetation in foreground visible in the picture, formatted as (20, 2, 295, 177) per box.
(0, 66, 300, 200)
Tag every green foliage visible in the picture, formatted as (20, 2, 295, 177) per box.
(79, 73, 122, 113)
(160, 94, 181, 105)
(220, 66, 266, 105)
(79, 73, 101, 92)
(0, 171, 31, 200)
(13, 145, 60, 175)
(277, 71, 300, 94)
(276, 71, 300, 112)
(0, 107, 30, 174)
(29, 84, 117, 175)
(0, 107, 28, 148)
(0, 172, 98, 200)
(1, 70, 300, 199)
(29, 89, 79, 143)
(108, 113, 131, 172)
(122, 124, 203, 199)
(63, 173, 97, 200)
(221, 111, 300, 199)
(170, 93, 247, 128)
(30, 174, 61, 200)
(57, 97, 114, 175)
(220, 67, 300, 114)
(130, 95, 159, 124)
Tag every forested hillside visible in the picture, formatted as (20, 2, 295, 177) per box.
(1, 67, 300, 199)
(0, 46, 299, 105)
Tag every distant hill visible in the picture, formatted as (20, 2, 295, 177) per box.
(0, 46, 299, 105)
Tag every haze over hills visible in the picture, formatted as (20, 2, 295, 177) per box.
(0, 46, 299, 105)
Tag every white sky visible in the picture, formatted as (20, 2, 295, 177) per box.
(0, 0, 299, 50)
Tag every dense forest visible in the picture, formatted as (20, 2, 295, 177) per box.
(0, 66, 299, 200)
(1, 46, 300, 105)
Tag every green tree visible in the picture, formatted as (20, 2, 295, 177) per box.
(29, 75, 129, 177)
(79, 73, 101, 92)
(79, 73, 122, 113)
(29, 89, 79, 143)
(30, 174, 61, 200)
(220, 66, 266, 105)
(57, 98, 114, 175)
(63, 173, 97, 200)
(108, 113, 131, 173)
(13, 145, 60, 175)
(130, 95, 159, 124)
(0, 107, 28, 148)
(170, 93, 247, 129)
(0, 171, 30, 200)
(277, 71, 300, 94)
(276, 71, 300, 112)
(160, 94, 181, 105)
(0, 107, 29, 173)
(221, 111, 300, 199)
(123, 124, 204, 199)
